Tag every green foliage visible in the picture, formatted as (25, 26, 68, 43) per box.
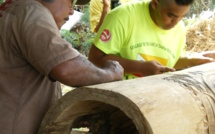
(183, 17, 197, 27)
(81, 5, 90, 25)
(188, 0, 215, 18)
(0, 0, 5, 5)
(60, 30, 75, 45)
(61, 4, 96, 56)
(61, 27, 96, 56)
(183, 0, 215, 27)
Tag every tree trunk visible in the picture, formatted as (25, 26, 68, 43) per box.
(38, 62, 215, 134)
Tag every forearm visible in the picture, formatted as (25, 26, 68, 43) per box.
(89, 45, 174, 77)
(174, 53, 215, 70)
(98, 54, 143, 74)
(89, 45, 140, 74)
(174, 56, 189, 70)
(49, 55, 118, 87)
(91, 54, 175, 76)
(89, 51, 145, 75)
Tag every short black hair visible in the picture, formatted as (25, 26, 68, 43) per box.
(42, 0, 55, 3)
(175, 0, 194, 5)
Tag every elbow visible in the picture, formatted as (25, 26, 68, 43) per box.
(88, 44, 105, 67)
(49, 68, 82, 87)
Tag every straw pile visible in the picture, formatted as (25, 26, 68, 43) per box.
(186, 16, 215, 52)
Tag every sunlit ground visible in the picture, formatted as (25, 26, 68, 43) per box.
(61, 84, 75, 95)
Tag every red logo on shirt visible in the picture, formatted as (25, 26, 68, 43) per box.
(100, 29, 111, 42)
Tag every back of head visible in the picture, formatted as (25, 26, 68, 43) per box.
(175, 0, 194, 6)
(159, 0, 194, 6)
(41, 0, 90, 5)
(42, 0, 55, 3)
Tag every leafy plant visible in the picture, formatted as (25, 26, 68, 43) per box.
(187, 0, 215, 18)
(0, 0, 5, 5)
(61, 4, 96, 56)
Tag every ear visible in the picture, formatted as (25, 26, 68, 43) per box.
(151, 0, 159, 10)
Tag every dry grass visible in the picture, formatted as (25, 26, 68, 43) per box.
(186, 16, 215, 52)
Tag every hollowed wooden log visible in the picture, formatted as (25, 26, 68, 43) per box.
(38, 62, 215, 134)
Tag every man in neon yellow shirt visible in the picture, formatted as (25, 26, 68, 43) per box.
(89, 0, 215, 79)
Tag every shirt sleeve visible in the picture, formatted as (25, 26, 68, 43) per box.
(93, 7, 132, 56)
(16, 4, 79, 75)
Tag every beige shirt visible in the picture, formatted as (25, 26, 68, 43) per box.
(0, 0, 79, 134)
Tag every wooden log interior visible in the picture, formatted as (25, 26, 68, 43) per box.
(38, 62, 215, 134)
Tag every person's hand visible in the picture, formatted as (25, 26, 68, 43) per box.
(103, 0, 111, 9)
(102, 60, 124, 81)
(187, 52, 215, 67)
(202, 51, 215, 60)
(140, 60, 175, 76)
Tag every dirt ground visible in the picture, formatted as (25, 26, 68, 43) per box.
(186, 16, 215, 52)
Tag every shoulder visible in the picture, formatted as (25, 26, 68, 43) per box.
(177, 21, 186, 33)
(25, 1, 53, 19)
(14, 1, 59, 38)
(19, 1, 56, 27)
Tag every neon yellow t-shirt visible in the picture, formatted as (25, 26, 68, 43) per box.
(93, 1, 186, 79)
(120, 0, 139, 4)
(90, 0, 136, 33)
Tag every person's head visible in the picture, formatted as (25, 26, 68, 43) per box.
(38, 0, 90, 29)
(38, 0, 74, 29)
(150, 0, 193, 30)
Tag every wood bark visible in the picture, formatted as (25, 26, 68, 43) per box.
(38, 62, 215, 134)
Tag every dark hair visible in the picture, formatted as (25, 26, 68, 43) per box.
(175, 0, 194, 5)
(42, 0, 55, 3)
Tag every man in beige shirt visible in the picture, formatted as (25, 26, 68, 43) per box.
(0, 0, 123, 134)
